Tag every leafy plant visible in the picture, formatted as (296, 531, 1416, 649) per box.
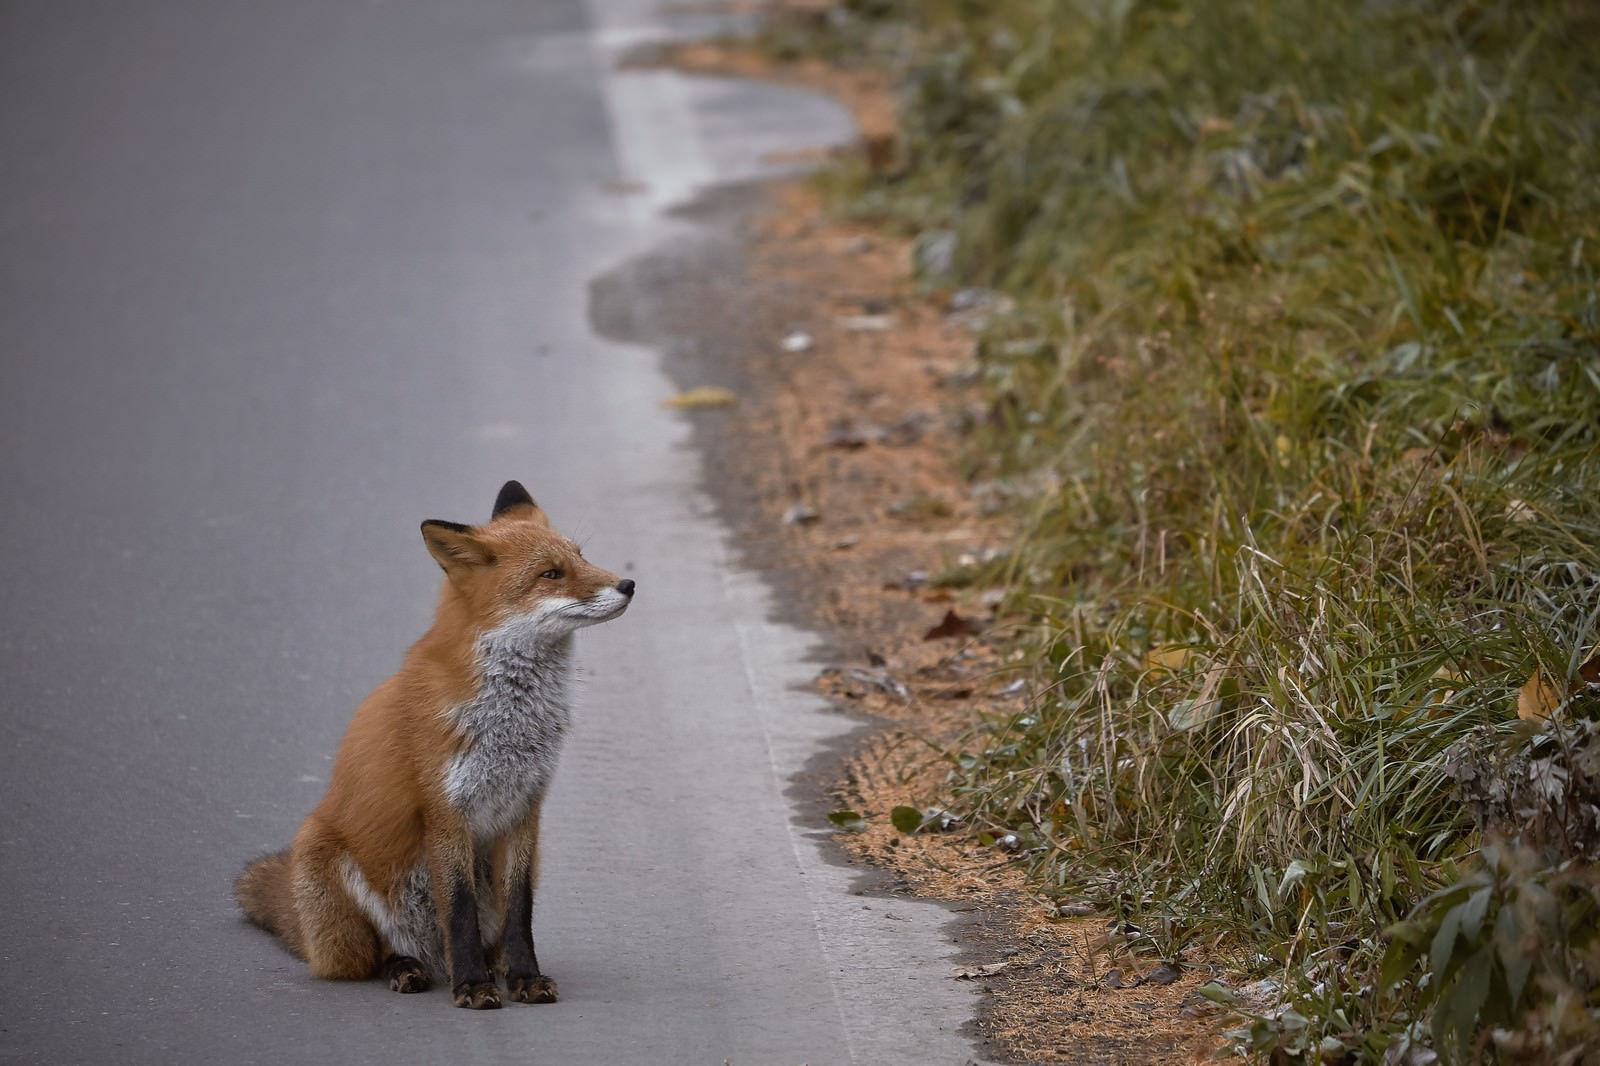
(1380, 841, 1600, 1063)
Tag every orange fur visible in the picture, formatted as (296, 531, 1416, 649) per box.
(236, 482, 632, 1007)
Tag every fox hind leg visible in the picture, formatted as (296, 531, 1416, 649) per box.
(290, 827, 380, 981)
(381, 954, 430, 993)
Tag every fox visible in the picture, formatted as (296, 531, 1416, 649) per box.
(235, 480, 634, 1009)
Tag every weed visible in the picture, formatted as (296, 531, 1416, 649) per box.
(793, 0, 1600, 1058)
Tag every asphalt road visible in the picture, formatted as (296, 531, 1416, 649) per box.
(0, 2, 983, 1063)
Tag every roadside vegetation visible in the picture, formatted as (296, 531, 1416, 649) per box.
(764, 0, 1600, 1060)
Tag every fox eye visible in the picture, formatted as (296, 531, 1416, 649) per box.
(540, 568, 564, 580)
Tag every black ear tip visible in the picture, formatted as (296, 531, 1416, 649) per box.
(492, 480, 537, 519)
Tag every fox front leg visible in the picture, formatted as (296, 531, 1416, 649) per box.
(501, 811, 557, 1004)
(428, 830, 500, 1009)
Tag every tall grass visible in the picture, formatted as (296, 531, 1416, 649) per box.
(802, 0, 1600, 1057)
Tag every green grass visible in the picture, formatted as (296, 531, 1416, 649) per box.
(771, 0, 1600, 1059)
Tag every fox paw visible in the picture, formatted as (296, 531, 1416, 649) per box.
(383, 956, 430, 994)
(452, 980, 502, 1010)
(507, 974, 559, 1004)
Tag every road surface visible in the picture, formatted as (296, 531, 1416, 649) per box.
(0, 1, 985, 1062)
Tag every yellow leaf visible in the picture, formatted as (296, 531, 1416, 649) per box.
(1145, 646, 1191, 672)
(1517, 669, 1561, 722)
(1397, 666, 1462, 722)
(665, 386, 737, 409)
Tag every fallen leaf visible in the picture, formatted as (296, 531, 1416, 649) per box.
(1195, 981, 1240, 1005)
(1505, 498, 1537, 523)
(665, 386, 736, 409)
(1166, 662, 1228, 732)
(890, 805, 923, 834)
(879, 412, 929, 446)
(896, 570, 930, 590)
(1167, 697, 1219, 732)
(823, 421, 873, 449)
(826, 809, 867, 832)
(1580, 650, 1600, 689)
(1396, 666, 1462, 721)
(951, 961, 1009, 980)
(1145, 963, 1182, 986)
(845, 667, 910, 703)
(1145, 646, 1191, 672)
(923, 608, 983, 641)
(1518, 669, 1562, 722)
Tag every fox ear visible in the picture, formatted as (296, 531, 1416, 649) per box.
(491, 480, 547, 525)
(421, 520, 495, 572)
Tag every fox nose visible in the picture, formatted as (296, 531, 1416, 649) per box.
(616, 579, 636, 597)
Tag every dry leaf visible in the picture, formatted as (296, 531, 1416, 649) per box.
(923, 608, 983, 640)
(1517, 668, 1562, 722)
(1145, 963, 1182, 986)
(823, 421, 873, 449)
(1396, 666, 1462, 722)
(665, 386, 737, 409)
(1145, 646, 1191, 672)
(1580, 649, 1600, 689)
(837, 313, 895, 332)
(1505, 498, 1537, 523)
(844, 667, 910, 703)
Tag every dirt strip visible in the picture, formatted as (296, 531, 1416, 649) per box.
(733, 179, 1229, 1065)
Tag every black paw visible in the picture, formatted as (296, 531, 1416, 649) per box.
(452, 980, 502, 1010)
(507, 974, 559, 1004)
(382, 955, 431, 994)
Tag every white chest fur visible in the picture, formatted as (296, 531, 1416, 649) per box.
(442, 625, 574, 841)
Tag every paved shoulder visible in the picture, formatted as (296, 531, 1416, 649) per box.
(0, 1, 984, 1062)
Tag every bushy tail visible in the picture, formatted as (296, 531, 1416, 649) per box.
(235, 848, 304, 957)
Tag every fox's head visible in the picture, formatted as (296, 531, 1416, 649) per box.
(420, 480, 634, 642)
